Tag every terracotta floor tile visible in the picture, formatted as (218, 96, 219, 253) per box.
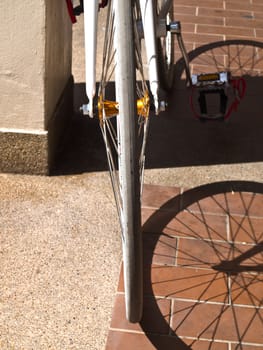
(142, 184, 181, 210)
(177, 237, 263, 270)
(185, 193, 228, 215)
(148, 265, 228, 303)
(106, 330, 199, 350)
(230, 344, 263, 350)
(227, 192, 263, 217)
(230, 273, 263, 307)
(183, 338, 229, 350)
(172, 299, 263, 344)
(143, 208, 228, 241)
(187, 192, 263, 217)
(229, 215, 263, 244)
(143, 232, 178, 266)
(142, 208, 179, 235)
(110, 294, 171, 335)
(173, 211, 228, 241)
(118, 264, 228, 304)
(177, 237, 233, 269)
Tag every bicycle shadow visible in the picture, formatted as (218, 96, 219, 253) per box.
(53, 39, 263, 175)
(139, 180, 263, 349)
(147, 39, 263, 169)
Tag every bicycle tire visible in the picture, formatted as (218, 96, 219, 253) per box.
(99, 0, 150, 322)
(115, 0, 143, 323)
(156, 0, 175, 90)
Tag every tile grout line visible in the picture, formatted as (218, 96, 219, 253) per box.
(156, 295, 263, 309)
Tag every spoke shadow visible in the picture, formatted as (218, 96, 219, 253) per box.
(140, 180, 263, 349)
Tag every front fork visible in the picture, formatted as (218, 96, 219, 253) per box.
(81, 0, 99, 117)
(81, 0, 162, 117)
(81, 0, 190, 117)
(139, 0, 161, 114)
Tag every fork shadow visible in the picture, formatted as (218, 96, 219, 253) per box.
(140, 180, 263, 349)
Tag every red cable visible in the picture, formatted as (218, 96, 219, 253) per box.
(99, 0, 108, 8)
(65, 0, 77, 24)
(224, 77, 246, 120)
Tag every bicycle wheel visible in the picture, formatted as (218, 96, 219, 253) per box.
(188, 40, 263, 77)
(155, 0, 175, 90)
(98, 0, 150, 322)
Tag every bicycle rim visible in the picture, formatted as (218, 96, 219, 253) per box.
(99, 0, 150, 322)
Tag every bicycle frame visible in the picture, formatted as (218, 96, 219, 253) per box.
(82, 0, 173, 117)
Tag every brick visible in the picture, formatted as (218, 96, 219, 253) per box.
(174, 5, 197, 16)
(176, 13, 224, 26)
(256, 28, 263, 38)
(197, 24, 255, 38)
(174, 0, 224, 8)
(225, 17, 263, 29)
(198, 8, 253, 19)
(182, 32, 224, 45)
(225, 2, 263, 13)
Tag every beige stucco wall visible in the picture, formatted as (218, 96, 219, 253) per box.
(45, 0, 72, 130)
(0, 0, 45, 130)
(0, 0, 73, 174)
(0, 0, 72, 131)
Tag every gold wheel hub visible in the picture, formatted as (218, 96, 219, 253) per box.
(98, 92, 150, 121)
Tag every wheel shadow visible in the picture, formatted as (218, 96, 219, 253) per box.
(140, 180, 263, 349)
(53, 39, 263, 175)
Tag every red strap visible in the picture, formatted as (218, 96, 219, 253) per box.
(65, 0, 77, 24)
(224, 77, 246, 120)
(99, 0, 108, 8)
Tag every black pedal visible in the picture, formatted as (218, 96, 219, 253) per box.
(191, 72, 230, 120)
